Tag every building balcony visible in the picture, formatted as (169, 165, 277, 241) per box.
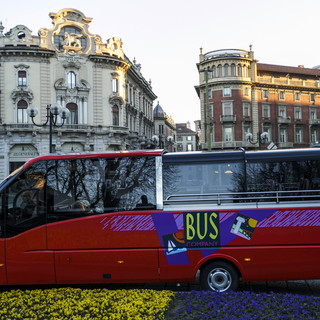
(242, 116, 252, 123)
(309, 119, 320, 126)
(278, 142, 293, 148)
(278, 116, 291, 124)
(211, 140, 257, 149)
(257, 77, 320, 89)
(220, 115, 236, 123)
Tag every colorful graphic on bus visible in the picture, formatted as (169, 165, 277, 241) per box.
(230, 213, 258, 240)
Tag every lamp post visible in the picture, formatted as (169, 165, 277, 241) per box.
(199, 68, 212, 151)
(27, 104, 70, 153)
(246, 131, 269, 149)
(152, 135, 174, 150)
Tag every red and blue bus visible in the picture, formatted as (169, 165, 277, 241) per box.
(1, 148, 320, 292)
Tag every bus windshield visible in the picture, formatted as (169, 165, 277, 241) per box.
(0, 165, 24, 191)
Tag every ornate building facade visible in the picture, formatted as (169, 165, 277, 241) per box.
(0, 8, 156, 179)
(196, 47, 320, 150)
(153, 102, 176, 152)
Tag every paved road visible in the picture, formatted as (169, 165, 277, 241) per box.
(2, 279, 320, 296)
(92, 279, 320, 296)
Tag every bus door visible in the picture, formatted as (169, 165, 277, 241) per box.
(3, 162, 55, 285)
(46, 157, 160, 284)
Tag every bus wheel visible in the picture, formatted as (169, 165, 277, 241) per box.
(200, 261, 239, 292)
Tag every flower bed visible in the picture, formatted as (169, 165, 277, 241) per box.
(0, 287, 174, 319)
(1, 287, 320, 319)
(166, 290, 320, 319)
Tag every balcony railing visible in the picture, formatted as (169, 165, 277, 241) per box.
(278, 116, 291, 124)
(220, 115, 236, 123)
(257, 76, 319, 88)
(309, 119, 320, 125)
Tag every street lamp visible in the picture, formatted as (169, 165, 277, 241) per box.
(27, 103, 70, 153)
(152, 135, 174, 150)
(246, 131, 269, 149)
(199, 68, 212, 151)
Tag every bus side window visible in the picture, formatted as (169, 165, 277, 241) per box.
(103, 156, 156, 212)
(47, 159, 100, 222)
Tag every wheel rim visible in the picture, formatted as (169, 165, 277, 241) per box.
(207, 267, 232, 292)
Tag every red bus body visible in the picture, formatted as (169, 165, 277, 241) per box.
(1, 149, 320, 289)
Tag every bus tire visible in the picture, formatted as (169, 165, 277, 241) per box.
(200, 261, 239, 292)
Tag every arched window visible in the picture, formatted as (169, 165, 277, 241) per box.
(237, 65, 242, 77)
(66, 103, 78, 124)
(18, 70, 27, 86)
(244, 66, 248, 77)
(67, 71, 76, 89)
(217, 65, 222, 77)
(113, 105, 119, 126)
(54, 26, 87, 52)
(17, 100, 28, 124)
(212, 66, 216, 78)
(224, 64, 229, 77)
(231, 64, 236, 76)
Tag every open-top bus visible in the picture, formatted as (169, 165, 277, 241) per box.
(1, 148, 320, 292)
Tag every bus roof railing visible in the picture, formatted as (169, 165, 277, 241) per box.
(164, 190, 320, 206)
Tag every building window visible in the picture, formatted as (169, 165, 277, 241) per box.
(311, 128, 318, 143)
(279, 105, 286, 118)
(310, 94, 315, 103)
(294, 106, 302, 120)
(295, 92, 301, 101)
(295, 127, 303, 143)
(187, 136, 192, 141)
(187, 144, 193, 151)
(66, 103, 78, 124)
(209, 103, 214, 120)
(212, 66, 216, 78)
(310, 107, 317, 120)
(262, 104, 270, 119)
(243, 66, 248, 78)
(217, 65, 222, 77)
(243, 102, 250, 117)
(112, 105, 119, 126)
(279, 91, 285, 100)
(231, 64, 236, 76)
(262, 90, 269, 99)
(67, 71, 76, 89)
(280, 128, 287, 143)
(263, 127, 272, 142)
(243, 126, 251, 141)
(224, 64, 229, 77)
(223, 87, 231, 97)
(208, 90, 212, 99)
(112, 78, 119, 93)
(222, 101, 233, 115)
(244, 87, 249, 96)
(17, 99, 28, 123)
(54, 26, 87, 52)
(159, 124, 164, 134)
(237, 65, 242, 77)
(224, 127, 233, 142)
(18, 70, 27, 86)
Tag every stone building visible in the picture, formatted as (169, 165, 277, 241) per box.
(196, 47, 320, 150)
(153, 102, 176, 152)
(176, 122, 198, 152)
(0, 8, 156, 180)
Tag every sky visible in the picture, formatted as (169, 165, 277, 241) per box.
(1, 0, 320, 130)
